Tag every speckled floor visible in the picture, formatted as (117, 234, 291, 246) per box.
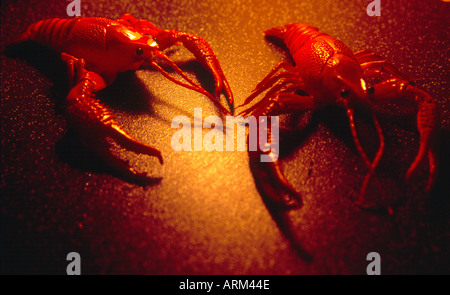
(1, 0, 449, 274)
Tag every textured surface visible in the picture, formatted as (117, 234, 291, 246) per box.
(1, 0, 449, 274)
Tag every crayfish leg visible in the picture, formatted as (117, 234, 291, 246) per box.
(369, 78, 440, 192)
(238, 61, 299, 109)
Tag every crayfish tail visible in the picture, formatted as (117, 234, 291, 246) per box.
(8, 32, 31, 47)
(264, 26, 286, 40)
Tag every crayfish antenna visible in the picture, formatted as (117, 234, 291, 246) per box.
(405, 128, 439, 192)
(346, 107, 387, 209)
(357, 113, 393, 214)
(148, 51, 231, 115)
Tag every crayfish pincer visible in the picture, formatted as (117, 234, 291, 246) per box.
(10, 14, 233, 182)
(238, 23, 440, 209)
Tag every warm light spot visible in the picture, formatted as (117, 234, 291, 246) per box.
(148, 40, 158, 48)
(361, 79, 367, 91)
(123, 29, 142, 40)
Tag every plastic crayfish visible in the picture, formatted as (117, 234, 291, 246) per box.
(238, 23, 439, 209)
(10, 14, 233, 182)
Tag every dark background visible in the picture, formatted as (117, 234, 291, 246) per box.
(1, 0, 449, 275)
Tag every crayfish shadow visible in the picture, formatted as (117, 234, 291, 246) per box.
(428, 128, 450, 219)
(4, 41, 68, 113)
(265, 205, 314, 263)
(97, 71, 159, 116)
(173, 59, 216, 93)
(248, 162, 313, 263)
(276, 106, 358, 157)
(55, 129, 113, 178)
(54, 129, 162, 186)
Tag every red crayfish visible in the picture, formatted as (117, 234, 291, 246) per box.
(238, 23, 439, 209)
(11, 14, 233, 182)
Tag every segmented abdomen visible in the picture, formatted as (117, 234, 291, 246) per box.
(283, 23, 354, 64)
(281, 24, 326, 59)
(266, 23, 356, 88)
(24, 18, 81, 51)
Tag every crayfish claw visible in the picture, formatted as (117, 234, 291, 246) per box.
(71, 116, 164, 183)
(116, 15, 233, 113)
(64, 62, 163, 182)
(155, 30, 234, 108)
(249, 151, 303, 209)
(75, 123, 164, 184)
(148, 52, 232, 115)
(92, 140, 163, 184)
(108, 122, 163, 165)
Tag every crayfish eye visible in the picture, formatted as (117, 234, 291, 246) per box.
(340, 89, 350, 98)
(368, 87, 375, 94)
(136, 48, 144, 56)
